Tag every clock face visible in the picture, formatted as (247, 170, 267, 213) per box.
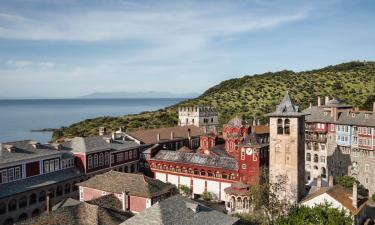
(246, 148, 253, 155)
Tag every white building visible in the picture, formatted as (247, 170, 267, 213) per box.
(178, 106, 218, 134)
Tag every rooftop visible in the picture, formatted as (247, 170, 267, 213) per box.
(121, 195, 239, 225)
(126, 125, 204, 145)
(267, 92, 309, 117)
(151, 150, 238, 170)
(18, 197, 132, 225)
(78, 170, 175, 198)
(0, 140, 63, 165)
(62, 136, 140, 154)
(0, 168, 82, 199)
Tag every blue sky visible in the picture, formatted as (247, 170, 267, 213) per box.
(0, 0, 374, 98)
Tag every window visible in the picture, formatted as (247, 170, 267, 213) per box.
(1, 170, 7, 183)
(241, 149, 245, 160)
(242, 164, 246, 169)
(320, 156, 325, 163)
(133, 149, 137, 159)
(99, 153, 104, 166)
(54, 159, 59, 171)
(49, 159, 55, 172)
(365, 164, 370, 172)
(8, 168, 14, 182)
(314, 154, 318, 163)
(105, 152, 109, 165)
(277, 119, 283, 134)
(275, 144, 281, 153)
(306, 153, 311, 161)
(88, 156, 93, 169)
(321, 144, 326, 151)
(111, 154, 115, 164)
(44, 161, 49, 173)
(94, 154, 98, 167)
(124, 152, 128, 160)
(129, 151, 133, 159)
(284, 119, 290, 135)
(253, 150, 258, 161)
(15, 167, 21, 180)
(285, 143, 290, 153)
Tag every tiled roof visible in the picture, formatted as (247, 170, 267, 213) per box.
(209, 145, 233, 158)
(152, 150, 238, 170)
(224, 181, 250, 196)
(303, 107, 336, 123)
(0, 140, 63, 165)
(62, 136, 140, 154)
(121, 195, 239, 225)
(126, 125, 204, 145)
(18, 199, 132, 225)
(267, 92, 309, 117)
(87, 194, 123, 212)
(225, 116, 247, 127)
(0, 168, 83, 199)
(78, 171, 175, 198)
(301, 185, 367, 215)
(177, 146, 193, 153)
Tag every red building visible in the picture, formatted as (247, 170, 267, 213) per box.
(78, 170, 175, 213)
(222, 116, 250, 158)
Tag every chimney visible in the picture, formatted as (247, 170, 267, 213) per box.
(331, 107, 338, 121)
(170, 131, 174, 140)
(309, 102, 312, 108)
(373, 102, 375, 112)
(46, 192, 52, 212)
(325, 96, 329, 105)
(252, 119, 256, 126)
(352, 182, 358, 209)
(0, 143, 2, 157)
(257, 119, 260, 126)
(329, 175, 334, 187)
(156, 133, 160, 142)
(104, 137, 112, 143)
(317, 176, 322, 188)
(121, 191, 127, 211)
(187, 129, 191, 139)
(99, 127, 106, 136)
(317, 96, 321, 107)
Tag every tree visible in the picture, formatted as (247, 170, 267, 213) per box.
(246, 169, 292, 225)
(277, 202, 352, 225)
(371, 193, 375, 202)
(179, 185, 191, 197)
(201, 191, 213, 201)
(336, 176, 358, 188)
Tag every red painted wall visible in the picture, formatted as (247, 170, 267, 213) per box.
(75, 154, 86, 172)
(26, 161, 40, 177)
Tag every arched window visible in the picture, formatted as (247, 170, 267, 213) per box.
(29, 193, 37, 205)
(284, 119, 290, 134)
(88, 155, 93, 169)
(65, 183, 71, 194)
(314, 154, 318, 163)
(229, 173, 235, 180)
(277, 119, 283, 134)
(307, 142, 312, 150)
(18, 213, 28, 221)
(0, 202, 6, 215)
(236, 197, 242, 209)
(48, 188, 55, 198)
(99, 153, 104, 166)
(19, 196, 27, 208)
(56, 186, 63, 196)
(321, 167, 327, 178)
(39, 191, 46, 202)
(194, 169, 199, 175)
(32, 209, 41, 217)
(94, 154, 98, 168)
(314, 143, 319, 151)
(222, 172, 228, 179)
(306, 153, 311, 161)
(207, 170, 213, 177)
(8, 199, 17, 212)
(200, 170, 206, 176)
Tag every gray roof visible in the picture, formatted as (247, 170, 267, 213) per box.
(303, 107, 335, 123)
(240, 133, 269, 148)
(121, 195, 239, 225)
(62, 136, 140, 154)
(0, 140, 62, 165)
(303, 107, 375, 127)
(78, 171, 175, 198)
(209, 145, 233, 158)
(336, 111, 375, 127)
(267, 92, 308, 117)
(0, 168, 83, 199)
(152, 150, 238, 170)
(323, 98, 352, 108)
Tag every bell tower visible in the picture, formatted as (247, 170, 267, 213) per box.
(267, 92, 308, 204)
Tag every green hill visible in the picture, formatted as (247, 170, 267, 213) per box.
(52, 61, 375, 140)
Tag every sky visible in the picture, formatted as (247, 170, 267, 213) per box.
(0, 0, 374, 98)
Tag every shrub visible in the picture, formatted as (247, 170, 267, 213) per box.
(202, 191, 212, 201)
(179, 185, 191, 197)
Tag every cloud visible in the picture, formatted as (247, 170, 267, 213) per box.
(5, 60, 57, 69)
(0, 1, 311, 43)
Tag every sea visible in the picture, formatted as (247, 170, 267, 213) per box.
(0, 98, 184, 143)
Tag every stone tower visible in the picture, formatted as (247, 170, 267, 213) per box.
(267, 92, 308, 204)
(178, 106, 218, 134)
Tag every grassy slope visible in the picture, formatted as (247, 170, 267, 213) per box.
(53, 61, 375, 140)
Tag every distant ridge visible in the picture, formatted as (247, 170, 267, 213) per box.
(53, 61, 375, 140)
(79, 91, 200, 99)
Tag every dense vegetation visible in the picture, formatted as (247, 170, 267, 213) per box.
(53, 61, 375, 140)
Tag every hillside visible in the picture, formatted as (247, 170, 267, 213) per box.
(52, 61, 375, 140)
